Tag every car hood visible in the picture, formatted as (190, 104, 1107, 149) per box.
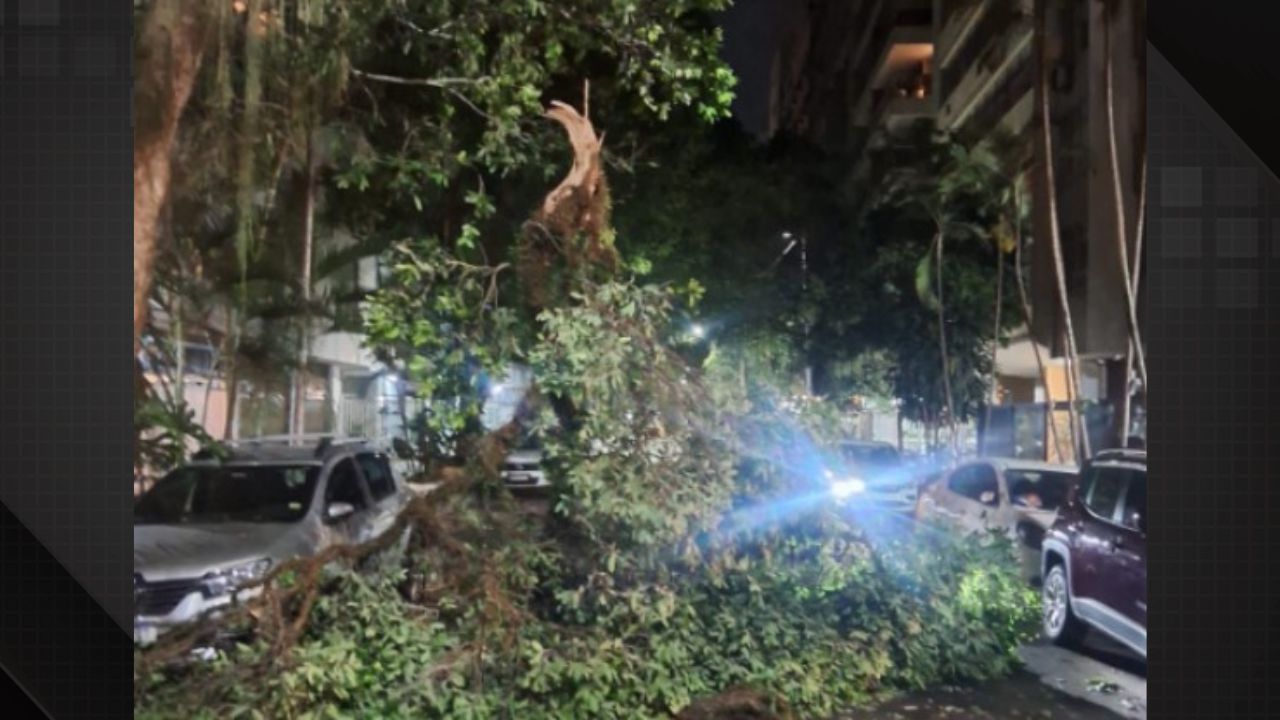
(505, 449, 543, 464)
(858, 468, 914, 491)
(134, 521, 318, 581)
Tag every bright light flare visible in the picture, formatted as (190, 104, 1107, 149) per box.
(690, 323, 706, 339)
(831, 477, 867, 500)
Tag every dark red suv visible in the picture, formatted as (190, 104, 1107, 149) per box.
(1040, 448, 1146, 659)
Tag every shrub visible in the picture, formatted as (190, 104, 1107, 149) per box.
(136, 281, 1039, 719)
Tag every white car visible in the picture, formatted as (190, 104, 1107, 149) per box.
(500, 443, 548, 488)
(830, 440, 917, 513)
(133, 437, 410, 645)
(914, 458, 1078, 580)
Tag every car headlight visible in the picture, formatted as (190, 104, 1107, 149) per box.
(202, 558, 272, 597)
(831, 477, 867, 500)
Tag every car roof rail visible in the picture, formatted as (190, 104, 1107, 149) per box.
(217, 434, 371, 458)
(1091, 447, 1146, 463)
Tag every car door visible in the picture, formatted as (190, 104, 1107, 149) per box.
(321, 456, 376, 544)
(915, 466, 961, 526)
(1111, 470, 1147, 630)
(356, 451, 405, 541)
(1068, 463, 1129, 608)
(924, 463, 1001, 534)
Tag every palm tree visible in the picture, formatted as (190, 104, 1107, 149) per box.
(888, 135, 1004, 454)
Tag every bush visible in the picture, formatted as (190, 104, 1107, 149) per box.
(136, 517, 1037, 719)
(135, 280, 1039, 719)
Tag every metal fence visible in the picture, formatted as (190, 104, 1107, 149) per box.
(978, 401, 1124, 461)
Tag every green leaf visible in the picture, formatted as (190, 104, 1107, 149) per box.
(914, 251, 941, 313)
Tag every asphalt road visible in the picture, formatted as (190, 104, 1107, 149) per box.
(833, 634, 1144, 720)
(844, 503, 1148, 719)
(1019, 633, 1146, 719)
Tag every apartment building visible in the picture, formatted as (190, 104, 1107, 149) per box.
(769, 0, 934, 149)
(141, 228, 408, 451)
(935, 0, 1146, 458)
(764, 0, 1145, 458)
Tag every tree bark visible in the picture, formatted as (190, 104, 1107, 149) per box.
(1036, 0, 1090, 462)
(1103, 3, 1147, 390)
(984, 228, 1005, 455)
(234, 0, 267, 291)
(1012, 182, 1065, 463)
(932, 229, 958, 456)
(292, 129, 318, 437)
(223, 308, 241, 441)
(1120, 149, 1148, 445)
(134, 0, 211, 356)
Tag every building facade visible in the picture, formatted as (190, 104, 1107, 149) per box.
(766, 0, 1146, 460)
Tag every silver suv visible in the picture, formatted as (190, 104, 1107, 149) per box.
(133, 436, 410, 645)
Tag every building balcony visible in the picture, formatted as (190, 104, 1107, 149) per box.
(936, 0, 987, 68)
(876, 93, 934, 131)
(936, 1, 1031, 108)
(310, 331, 379, 370)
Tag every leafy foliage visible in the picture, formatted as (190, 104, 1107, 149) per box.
(137, 273, 1040, 719)
(136, 511, 1037, 720)
(137, 8, 1042, 719)
(363, 238, 521, 459)
(528, 281, 738, 554)
(135, 391, 216, 475)
(847, 131, 1023, 426)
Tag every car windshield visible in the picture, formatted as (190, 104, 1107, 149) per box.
(515, 429, 542, 451)
(134, 465, 320, 525)
(841, 444, 900, 468)
(1005, 469, 1074, 511)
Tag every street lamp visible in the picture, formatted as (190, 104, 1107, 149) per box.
(690, 323, 706, 340)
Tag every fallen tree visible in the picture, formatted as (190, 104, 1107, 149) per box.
(135, 98, 1039, 720)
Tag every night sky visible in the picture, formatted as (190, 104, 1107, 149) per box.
(719, 0, 797, 137)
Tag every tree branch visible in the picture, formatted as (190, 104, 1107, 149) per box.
(350, 68, 487, 88)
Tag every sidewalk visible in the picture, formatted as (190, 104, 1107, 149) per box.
(835, 670, 1120, 720)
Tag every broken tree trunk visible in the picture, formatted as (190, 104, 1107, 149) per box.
(518, 86, 618, 317)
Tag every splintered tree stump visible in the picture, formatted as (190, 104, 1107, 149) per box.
(518, 83, 618, 317)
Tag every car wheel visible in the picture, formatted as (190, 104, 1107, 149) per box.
(1042, 564, 1086, 646)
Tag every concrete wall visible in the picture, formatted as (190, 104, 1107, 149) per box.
(1029, 0, 1143, 361)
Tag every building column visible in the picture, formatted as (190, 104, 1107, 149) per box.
(328, 365, 343, 436)
(1105, 356, 1130, 450)
(1044, 363, 1074, 465)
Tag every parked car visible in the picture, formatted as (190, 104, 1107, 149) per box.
(133, 436, 411, 646)
(500, 431, 548, 489)
(1040, 448, 1146, 658)
(827, 440, 918, 513)
(914, 457, 1078, 579)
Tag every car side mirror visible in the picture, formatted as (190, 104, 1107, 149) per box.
(326, 502, 356, 521)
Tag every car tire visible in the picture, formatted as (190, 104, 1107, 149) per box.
(1042, 563, 1086, 647)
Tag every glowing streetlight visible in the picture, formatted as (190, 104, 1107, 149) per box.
(690, 323, 706, 340)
